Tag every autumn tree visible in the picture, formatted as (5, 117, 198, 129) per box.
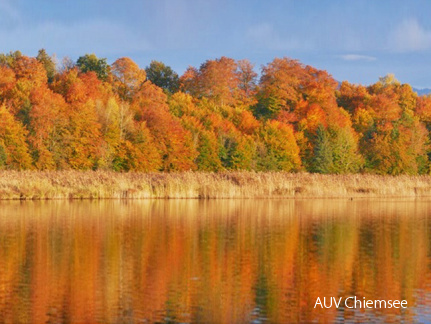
(96, 97, 127, 168)
(168, 91, 198, 118)
(255, 57, 306, 118)
(0, 51, 428, 174)
(168, 93, 222, 171)
(97, 97, 133, 145)
(0, 105, 32, 169)
(416, 95, 431, 130)
(236, 59, 258, 106)
(337, 81, 371, 116)
(179, 66, 200, 98)
(50, 68, 108, 169)
(27, 87, 69, 169)
(95, 97, 161, 171)
(124, 121, 162, 171)
(65, 99, 103, 169)
(354, 78, 430, 174)
(0, 65, 16, 105)
(12, 55, 48, 87)
(181, 115, 223, 171)
(256, 120, 301, 171)
(180, 57, 243, 106)
(397, 84, 417, 113)
(301, 66, 340, 114)
(362, 117, 429, 175)
(111, 57, 146, 101)
(233, 110, 260, 135)
(133, 82, 198, 171)
(7, 56, 48, 123)
(110, 123, 162, 172)
(51, 69, 110, 105)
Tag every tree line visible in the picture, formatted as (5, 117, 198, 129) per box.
(0, 50, 429, 174)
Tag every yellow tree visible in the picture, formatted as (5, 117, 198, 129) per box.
(256, 120, 301, 171)
(65, 100, 103, 169)
(0, 105, 32, 169)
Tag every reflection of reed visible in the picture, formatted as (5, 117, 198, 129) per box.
(2, 171, 431, 199)
(0, 200, 428, 323)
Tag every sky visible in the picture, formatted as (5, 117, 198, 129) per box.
(1, 0, 431, 88)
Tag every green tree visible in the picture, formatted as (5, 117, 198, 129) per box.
(312, 125, 334, 173)
(76, 54, 109, 81)
(330, 127, 364, 173)
(0, 143, 7, 168)
(36, 49, 56, 83)
(312, 125, 363, 174)
(145, 60, 179, 94)
(218, 133, 256, 170)
(0, 50, 22, 68)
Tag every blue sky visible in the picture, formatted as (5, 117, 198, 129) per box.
(1, 0, 431, 88)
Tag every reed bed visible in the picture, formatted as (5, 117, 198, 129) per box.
(0, 170, 430, 199)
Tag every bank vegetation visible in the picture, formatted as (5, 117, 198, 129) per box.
(1, 171, 431, 200)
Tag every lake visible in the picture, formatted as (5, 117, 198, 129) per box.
(0, 199, 429, 323)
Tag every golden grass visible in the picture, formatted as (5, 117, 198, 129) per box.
(0, 170, 430, 199)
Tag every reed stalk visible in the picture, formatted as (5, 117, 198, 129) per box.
(0, 171, 430, 199)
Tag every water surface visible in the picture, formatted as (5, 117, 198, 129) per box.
(0, 199, 429, 323)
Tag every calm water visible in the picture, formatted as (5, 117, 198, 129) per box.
(0, 199, 430, 323)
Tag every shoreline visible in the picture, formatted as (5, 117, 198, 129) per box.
(0, 171, 431, 200)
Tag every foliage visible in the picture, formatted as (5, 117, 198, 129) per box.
(145, 60, 179, 94)
(0, 106, 32, 169)
(180, 57, 253, 107)
(111, 57, 146, 101)
(133, 82, 198, 171)
(0, 51, 429, 174)
(36, 49, 56, 83)
(257, 120, 301, 171)
(76, 54, 109, 81)
(312, 125, 363, 174)
(255, 58, 305, 118)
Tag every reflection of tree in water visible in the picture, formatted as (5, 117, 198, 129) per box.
(0, 200, 427, 323)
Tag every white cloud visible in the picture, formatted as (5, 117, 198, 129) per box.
(0, 19, 153, 58)
(338, 54, 377, 61)
(389, 18, 431, 52)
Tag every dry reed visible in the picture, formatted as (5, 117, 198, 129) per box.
(0, 170, 430, 199)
